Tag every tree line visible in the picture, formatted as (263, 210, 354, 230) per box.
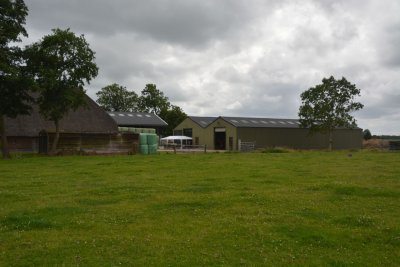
(96, 83, 186, 136)
(1, 0, 186, 159)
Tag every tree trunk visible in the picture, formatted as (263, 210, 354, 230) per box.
(49, 120, 60, 155)
(328, 129, 333, 151)
(0, 115, 11, 159)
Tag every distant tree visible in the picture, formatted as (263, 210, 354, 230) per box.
(159, 105, 187, 135)
(25, 28, 98, 154)
(363, 129, 372, 140)
(137, 84, 170, 115)
(0, 0, 33, 159)
(136, 83, 187, 135)
(96, 83, 138, 112)
(298, 76, 364, 150)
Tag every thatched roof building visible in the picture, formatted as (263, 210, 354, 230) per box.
(3, 95, 120, 153)
(4, 95, 118, 137)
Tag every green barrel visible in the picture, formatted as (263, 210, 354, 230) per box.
(139, 133, 148, 145)
(147, 134, 158, 146)
(140, 145, 149, 155)
(148, 144, 158, 154)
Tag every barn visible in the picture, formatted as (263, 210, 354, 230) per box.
(174, 116, 363, 150)
(3, 95, 137, 154)
(173, 116, 216, 146)
(108, 112, 167, 135)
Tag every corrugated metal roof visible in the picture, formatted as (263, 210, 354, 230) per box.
(108, 112, 168, 127)
(188, 116, 217, 128)
(221, 116, 301, 128)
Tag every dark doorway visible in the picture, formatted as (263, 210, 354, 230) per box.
(214, 128, 226, 150)
(38, 131, 48, 154)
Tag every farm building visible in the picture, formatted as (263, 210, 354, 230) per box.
(173, 116, 216, 146)
(3, 95, 137, 154)
(108, 112, 167, 135)
(174, 116, 363, 150)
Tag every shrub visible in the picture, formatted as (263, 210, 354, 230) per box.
(261, 147, 290, 153)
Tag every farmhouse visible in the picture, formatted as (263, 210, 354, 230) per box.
(174, 116, 362, 150)
(108, 112, 167, 135)
(3, 95, 137, 154)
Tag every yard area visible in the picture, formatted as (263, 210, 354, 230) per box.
(1, 151, 399, 266)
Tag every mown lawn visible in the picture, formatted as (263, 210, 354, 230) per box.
(0, 151, 399, 266)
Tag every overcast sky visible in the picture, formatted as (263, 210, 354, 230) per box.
(23, 0, 399, 135)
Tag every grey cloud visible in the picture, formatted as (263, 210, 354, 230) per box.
(26, 0, 277, 48)
(24, 0, 400, 135)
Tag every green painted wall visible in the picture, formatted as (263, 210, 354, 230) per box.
(237, 128, 363, 150)
(207, 118, 238, 150)
(173, 118, 209, 147)
(174, 117, 363, 150)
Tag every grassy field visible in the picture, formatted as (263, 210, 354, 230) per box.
(0, 151, 399, 266)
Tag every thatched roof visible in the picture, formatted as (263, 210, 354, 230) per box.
(4, 95, 118, 137)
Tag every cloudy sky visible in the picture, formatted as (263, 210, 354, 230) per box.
(23, 0, 399, 135)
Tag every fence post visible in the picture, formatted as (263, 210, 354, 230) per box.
(204, 144, 207, 153)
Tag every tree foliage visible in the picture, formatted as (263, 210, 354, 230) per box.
(298, 76, 364, 150)
(25, 28, 98, 154)
(159, 105, 187, 136)
(137, 84, 170, 115)
(96, 83, 138, 112)
(0, 0, 32, 159)
(363, 129, 372, 140)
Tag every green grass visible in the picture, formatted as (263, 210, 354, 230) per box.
(1, 151, 399, 266)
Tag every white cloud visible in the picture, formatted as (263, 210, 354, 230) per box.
(23, 0, 400, 135)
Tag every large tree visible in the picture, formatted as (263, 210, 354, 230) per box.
(137, 84, 170, 115)
(159, 105, 187, 136)
(25, 28, 98, 154)
(298, 76, 364, 150)
(96, 83, 138, 112)
(0, 0, 32, 159)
